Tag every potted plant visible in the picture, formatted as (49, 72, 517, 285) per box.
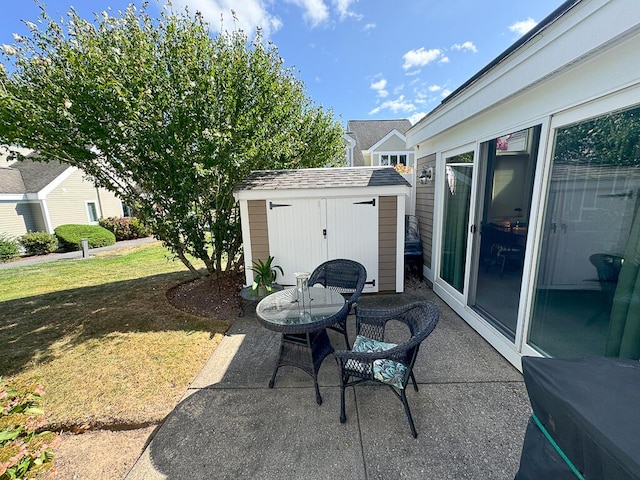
(250, 256, 284, 297)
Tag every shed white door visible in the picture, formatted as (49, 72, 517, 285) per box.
(266, 197, 378, 292)
(326, 197, 378, 292)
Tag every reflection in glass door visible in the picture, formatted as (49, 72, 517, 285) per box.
(440, 151, 474, 293)
(529, 105, 640, 359)
(471, 126, 541, 340)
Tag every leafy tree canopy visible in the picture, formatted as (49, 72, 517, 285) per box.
(0, 3, 345, 276)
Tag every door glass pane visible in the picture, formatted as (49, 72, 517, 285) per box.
(440, 151, 474, 293)
(473, 126, 540, 339)
(529, 106, 640, 359)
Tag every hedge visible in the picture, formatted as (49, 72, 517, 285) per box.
(0, 234, 19, 262)
(54, 224, 116, 251)
(99, 216, 151, 241)
(19, 231, 58, 256)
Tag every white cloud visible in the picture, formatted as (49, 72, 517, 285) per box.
(288, 0, 330, 27)
(428, 85, 442, 92)
(408, 112, 426, 125)
(370, 77, 388, 98)
(364, 23, 376, 31)
(170, 0, 283, 37)
(509, 17, 537, 36)
(402, 47, 443, 70)
(439, 56, 450, 64)
(451, 41, 477, 53)
(333, 0, 362, 19)
(441, 89, 452, 99)
(369, 95, 416, 115)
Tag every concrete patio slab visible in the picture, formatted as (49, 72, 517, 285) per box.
(126, 284, 531, 480)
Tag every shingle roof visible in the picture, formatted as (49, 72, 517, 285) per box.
(0, 157, 69, 194)
(0, 168, 27, 194)
(235, 167, 411, 192)
(346, 119, 412, 151)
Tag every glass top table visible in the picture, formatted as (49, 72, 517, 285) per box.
(256, 286, 347, 333)
(256, 286, 348, 404)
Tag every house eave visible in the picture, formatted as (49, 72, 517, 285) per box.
(407, 0, 602, 147)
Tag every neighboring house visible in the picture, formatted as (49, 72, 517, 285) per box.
(406, 0, 640, 370)
(0, 149, 123, 238)
(344, 119, 414, 168)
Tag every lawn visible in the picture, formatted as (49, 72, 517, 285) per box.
(0, 242, 231, 430)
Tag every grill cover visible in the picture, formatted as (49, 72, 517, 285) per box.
(515, 356, 640, 480)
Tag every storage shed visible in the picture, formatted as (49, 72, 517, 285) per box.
(233, 167, 411, 293)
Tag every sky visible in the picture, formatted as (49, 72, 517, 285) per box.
(0, 0, 566, 126)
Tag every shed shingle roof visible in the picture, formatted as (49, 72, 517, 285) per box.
(235, 167, 411, 192)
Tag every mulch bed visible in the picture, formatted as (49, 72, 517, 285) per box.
(166, 271, 245, 319)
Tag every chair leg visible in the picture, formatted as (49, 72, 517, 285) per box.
(410, 372, 419, 392)
(339, 372, 347, 424)
(314, 374, 323, 405)
(342, 326, 350, 349)
(268, 365, 278, 389)
(401, 390, 418, 438)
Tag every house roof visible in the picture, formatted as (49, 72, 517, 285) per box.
(235, 167, 411, 192)
(0, 157, 70, 194)
(346, 119, 412, 150)
(345, 120, 412, 165)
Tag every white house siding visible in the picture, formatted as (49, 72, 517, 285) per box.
(0, 201, 45, 238)
(46, 169, 122, 228)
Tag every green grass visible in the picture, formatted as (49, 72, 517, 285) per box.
(0, 242, 231, 429)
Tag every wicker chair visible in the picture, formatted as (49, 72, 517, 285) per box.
(333, 301, 439, 438)
(308, 259, 367, 348)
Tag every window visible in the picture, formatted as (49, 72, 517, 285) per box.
(86, 201, 99, 223)
(380, 154, 409, 166)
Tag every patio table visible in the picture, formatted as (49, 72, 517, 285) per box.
(238, 284, 283, 317)
(256, 286, 348, 404)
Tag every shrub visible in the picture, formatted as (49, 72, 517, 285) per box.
(0, 376, 60, 480)
(99, 216, 152, 241)
(0, 235, 19, 262)
(18, 232, 58, 256)
(54, 224, 116, 251)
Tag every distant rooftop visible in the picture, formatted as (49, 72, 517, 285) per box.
(0, 156, 69, 195)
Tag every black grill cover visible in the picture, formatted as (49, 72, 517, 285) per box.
(515, 357, 640, 480)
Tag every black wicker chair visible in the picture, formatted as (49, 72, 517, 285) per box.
(333, 301, 439, 438)
(308, 259, 367, 348)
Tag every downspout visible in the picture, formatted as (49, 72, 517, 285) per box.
(96, 187, 105, 219)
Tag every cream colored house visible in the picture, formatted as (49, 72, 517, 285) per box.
(344, 119, 414, 168)
(0, 150, 123, 237)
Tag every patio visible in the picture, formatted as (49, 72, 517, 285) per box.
(126, 283, 530, 479)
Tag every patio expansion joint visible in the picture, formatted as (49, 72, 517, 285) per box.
(420, 379, 524, 385)
(352, 387, 369, 480)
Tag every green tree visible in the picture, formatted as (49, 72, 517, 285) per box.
(0, 4, 344, 276)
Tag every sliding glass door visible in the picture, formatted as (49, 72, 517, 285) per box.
(529, 105, 640, 359)
(471, 126, 540, 340)
(440, 150, 474, 294)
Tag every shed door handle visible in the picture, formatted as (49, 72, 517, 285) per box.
(354, 199, 376, 206)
